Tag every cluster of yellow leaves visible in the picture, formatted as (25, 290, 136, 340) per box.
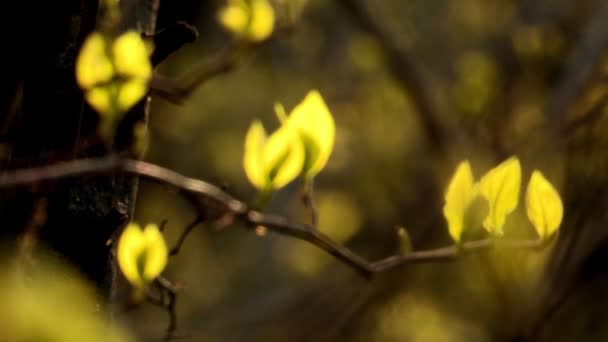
(117, 222, 168, 298)
(443, 156, 563, 242)
(218, 0, 275, 42)
(75, 30, 152, 122)
(243, 90, 335, 191)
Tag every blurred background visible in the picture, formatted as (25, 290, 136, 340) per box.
(125, 0, 608, 340)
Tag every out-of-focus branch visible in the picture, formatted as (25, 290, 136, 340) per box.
(149, 27, 293, 104)
(545, 1, 608, 135)
(0, 156, 544, 277)
(149, 46, 238, 104)
(338, 0, 448, 154)
(146, 276, 182, 341)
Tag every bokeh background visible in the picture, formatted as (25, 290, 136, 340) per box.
(125, 0, 608, 340)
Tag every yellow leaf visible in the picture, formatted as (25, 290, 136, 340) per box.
(117, 79, 147, 111)
(479, 156, 522, 236)
(218, 0, 274, 42)
(117, 223, 167, 289)
(218, 0, 249, 35)
(443, 160, 477, 242)
(141, 224, 169, 281)
(526, 170, 563, 239)
(113, 30, 152, 79)
(283, 90, 335, 178)
(264, 124, 304, 188)
(244, 120, 269, 189)
(243, 120, 304, 190)
(85, 86, 113, 116)
(75, 32, 114, 89)
(249, 0, 275, 42)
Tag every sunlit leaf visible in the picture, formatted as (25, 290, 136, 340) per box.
(218, 0, 275, 42)
(75, 30, 151, 122)
(141, 224, 169, 280)
(526, 170, 563, 239)
(264, 124, 305, 188)
(117, 222, 168, 290)
(218, 0, 249, 36)
(117, 79, 147, 111)
(243, 120, 304, 190)
(249, 0, 275, 41)
(282, 90, 335, 179)
(84, 87, 112, 116)
(443, 160, 477, 242)
(479, 156, 521, 236)
(113, 30, 152, 79)
(244, 120, 269, 189)
(75, 32, 113, 89)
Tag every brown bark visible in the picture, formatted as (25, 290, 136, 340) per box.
(0, 0, 158, 297)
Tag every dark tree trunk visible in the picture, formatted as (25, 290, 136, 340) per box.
(0, 0, 158, 298)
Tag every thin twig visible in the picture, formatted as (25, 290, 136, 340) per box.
(149, 46, 238, 104)
(0, 156, 544, 277)
(146, 276, 184, 341)
(149, 27, 293, 104)
(169, 216, 204, 256)
(300, 179, 318, 228)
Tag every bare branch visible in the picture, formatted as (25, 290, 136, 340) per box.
(149, 27, 293, 104)
(300, 179, 318, 228)
(169, 216, 205, 256)
(0, 156, 545, 277)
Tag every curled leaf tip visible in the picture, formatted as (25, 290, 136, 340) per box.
(243, 119, 304, 191)
(282, 90, 336, 179)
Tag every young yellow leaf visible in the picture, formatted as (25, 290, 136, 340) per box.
(141, 224, 169, 281)
(526, 170, 563, 239)
(243, 120, 304, 190)
(218, 0, 275, 42)
(218, 0, 249, 36)
(113, 30, 152, 79)
(249, 0, 275, 42)
(75, 32, 113, 89)
(282, 90, 335, 179)
(479, 156, 521, 236)
(117, 223, 168, 289)
(244, 120, 269, 189)
(264, 124, 305, 188)
(443, 160, 477, 242)
(84, 87, 112, 116)
(117, 79, 147, 111)
(75, 30, 151, 121)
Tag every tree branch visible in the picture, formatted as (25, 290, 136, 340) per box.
(149, 27, 293, 104)
(0, 156, 544, 277)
